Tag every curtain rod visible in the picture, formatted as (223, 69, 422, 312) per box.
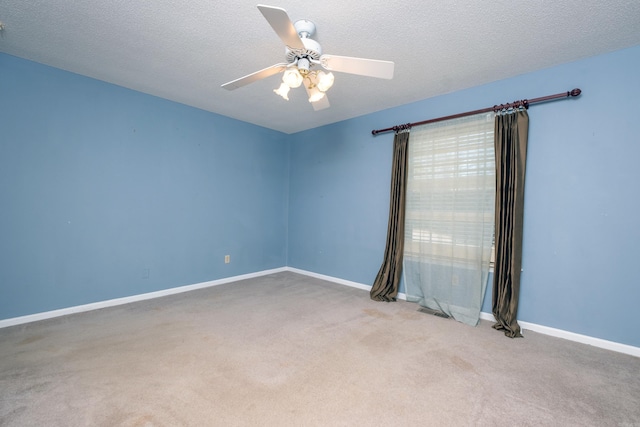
(371, 88, 582, 136)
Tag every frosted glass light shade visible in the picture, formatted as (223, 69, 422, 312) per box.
(316, 71, 334, 92)
(274, 82, 290, 100)
(308, 86, 326, 103)
(283, 69, 303, 88)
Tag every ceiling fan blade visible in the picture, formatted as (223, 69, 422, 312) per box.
(304, 85, 330, 111)
(311, 95, 330, 111)
(221, 63, 288, 90)
(257, 5, 304, 50)
(320, 55, 395, 79)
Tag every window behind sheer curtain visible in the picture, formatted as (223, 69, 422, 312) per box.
(403, 112, 495, 326)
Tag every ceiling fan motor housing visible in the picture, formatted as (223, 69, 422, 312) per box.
(286, 20, 322, 63)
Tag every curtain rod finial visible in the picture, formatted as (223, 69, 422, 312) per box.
(569, 88, 582, 97)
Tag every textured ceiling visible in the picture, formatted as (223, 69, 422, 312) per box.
(1, 0, 640, 134)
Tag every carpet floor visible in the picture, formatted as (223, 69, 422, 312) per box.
(1, 271, 639, 426)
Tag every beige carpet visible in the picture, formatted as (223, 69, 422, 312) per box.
(1, 272, 639, 426)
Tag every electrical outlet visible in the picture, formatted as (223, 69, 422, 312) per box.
(224, 255, 230, 264)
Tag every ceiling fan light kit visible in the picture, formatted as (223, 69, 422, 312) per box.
(221, 4, 394, 111)
(276, 66, 334, 102)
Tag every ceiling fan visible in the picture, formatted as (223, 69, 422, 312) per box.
(221, 4, 395, 111)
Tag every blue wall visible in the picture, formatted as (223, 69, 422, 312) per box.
(3, 44, 640, 348)
(0, 54, 289, 319)
(288, 45, 640, 347)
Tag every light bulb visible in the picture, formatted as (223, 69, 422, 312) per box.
(316, 71, 334, 92)
(274, 82, 290, 100)
(282, 68, 303, 88)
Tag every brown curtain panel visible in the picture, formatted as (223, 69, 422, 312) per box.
(370, 130, 410, 302)
(492, 109, 529, 337)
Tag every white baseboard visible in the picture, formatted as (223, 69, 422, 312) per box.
(0, 267, 287, 329)
(290, 267, 640, 359)
(484, 312, 639, 358)
(284, 267, 408, 300)
(3, 266, 639, 359)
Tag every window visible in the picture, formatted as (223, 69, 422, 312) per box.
(404, 113, 495, 267)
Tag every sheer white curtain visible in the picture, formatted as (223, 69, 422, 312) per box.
(403, 112, 495, 326)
